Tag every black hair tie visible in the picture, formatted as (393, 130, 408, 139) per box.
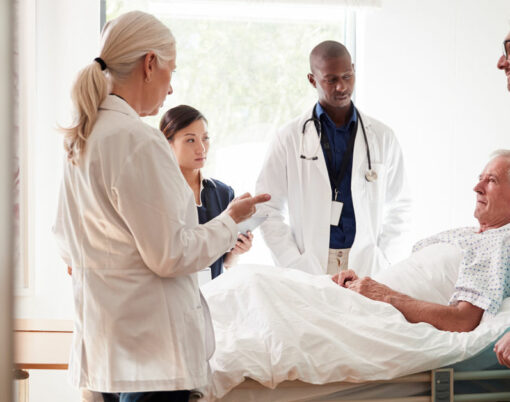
(94, 57, 107, 71)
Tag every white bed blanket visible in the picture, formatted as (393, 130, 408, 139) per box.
(201, 264, 510, 400)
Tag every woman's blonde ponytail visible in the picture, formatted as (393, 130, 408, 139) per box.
(62, 11, 175, 164)
(63, 61, 109, 164)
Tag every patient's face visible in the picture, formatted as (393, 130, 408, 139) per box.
(473, 156, 510, 229)
(497, 31, 510, 91)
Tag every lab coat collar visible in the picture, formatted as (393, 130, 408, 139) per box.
(356, 108, 372, 129)
(99, 94, 141, 120)
(307, 104, 372, 130)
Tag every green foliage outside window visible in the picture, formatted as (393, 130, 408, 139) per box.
(106, 1, 347, 147)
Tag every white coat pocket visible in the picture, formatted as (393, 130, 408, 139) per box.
(365, 163, 386, 203)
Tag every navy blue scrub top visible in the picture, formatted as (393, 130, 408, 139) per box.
(315, 102, 357, 249)
(197, 178, 235, 279)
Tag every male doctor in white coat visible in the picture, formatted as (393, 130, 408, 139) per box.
(256, 40, 411, 277)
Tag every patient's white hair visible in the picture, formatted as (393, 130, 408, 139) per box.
(491, 149, 510, 181)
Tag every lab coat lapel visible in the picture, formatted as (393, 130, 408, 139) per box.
(298, 109, 331, 268)
(299, 109, 330, 189)
(351, 110, 371, 190)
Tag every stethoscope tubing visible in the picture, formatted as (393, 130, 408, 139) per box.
(301, 106, 373, 174)
(356, 111, 372, 172)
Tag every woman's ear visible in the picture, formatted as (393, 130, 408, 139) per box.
(143, 51, 157, 83)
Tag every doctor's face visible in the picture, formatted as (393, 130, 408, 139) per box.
(473, 156, 510, 230)
(307, 55, 355, 111)
(497, 32, 510, 92)
(169, 119, 210, 171)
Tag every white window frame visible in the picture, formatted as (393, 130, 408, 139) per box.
(14, 0, 36, 295)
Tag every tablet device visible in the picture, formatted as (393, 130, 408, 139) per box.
(238, 214, 268, 235)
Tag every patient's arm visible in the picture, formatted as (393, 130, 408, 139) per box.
(347, 277, 484, 332)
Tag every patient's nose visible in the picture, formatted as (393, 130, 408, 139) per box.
(473, 181, 484, 194)
(498, 54, 508, 70)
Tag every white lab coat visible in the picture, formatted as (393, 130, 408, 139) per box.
(53, 95, 238, 393)
(256, 106, 411, 277)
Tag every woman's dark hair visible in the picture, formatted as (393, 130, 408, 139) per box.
(159, 105, 208, 141)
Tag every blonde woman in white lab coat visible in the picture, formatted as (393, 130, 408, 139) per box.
(53, 11, 269, 402)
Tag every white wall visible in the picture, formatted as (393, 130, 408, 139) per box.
(0, 1, 13, 401)
(356, 0, 510, 243)
(16, 0, 100, 318)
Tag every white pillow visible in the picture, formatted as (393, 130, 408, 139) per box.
(374, 243, 462, 305)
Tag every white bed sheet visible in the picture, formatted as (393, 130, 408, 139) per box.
(200, 264, 510, 400)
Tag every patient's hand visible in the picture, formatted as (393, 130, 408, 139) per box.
(331, 269, 358, 287)
(495, 332, 510, 368)
(346, 277, 392, 303)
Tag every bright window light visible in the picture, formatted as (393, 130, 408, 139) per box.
(106, 0, 356, 265)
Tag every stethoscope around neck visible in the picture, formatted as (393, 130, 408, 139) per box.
(299, 106, 378, 182)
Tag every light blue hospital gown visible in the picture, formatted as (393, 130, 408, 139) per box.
(412, 224, 510, 316)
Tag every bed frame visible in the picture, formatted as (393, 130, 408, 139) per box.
(195, 368, 510, 402)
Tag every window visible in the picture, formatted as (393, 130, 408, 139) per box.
(14, 0, 36, 293)
(105, 0, 356, 264)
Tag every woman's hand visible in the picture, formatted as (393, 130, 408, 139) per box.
(224, 232, 254, 268)
(225, 193, 270, 223)
(231, 232, 253, 255)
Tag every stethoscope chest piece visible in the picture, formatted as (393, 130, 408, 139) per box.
(365, 169, 378, 182)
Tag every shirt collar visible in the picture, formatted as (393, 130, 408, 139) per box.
(197, 172, 217, 207)
(315, 102, 357, 130)
(200, 171, 216, 189)
(99, 94, 140, 119)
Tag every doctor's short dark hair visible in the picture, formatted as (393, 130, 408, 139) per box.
(160, 105, 208, 141)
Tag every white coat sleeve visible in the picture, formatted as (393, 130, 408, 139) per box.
(53, 179, 73, 268)
(112, 139, 238, 278)
(377, 134, 413, 264)
(256, 130, 303, 267)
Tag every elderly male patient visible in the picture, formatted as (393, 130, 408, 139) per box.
(333, 151, 510, 333)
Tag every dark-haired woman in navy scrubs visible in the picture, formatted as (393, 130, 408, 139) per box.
(160, 105, 253, 279)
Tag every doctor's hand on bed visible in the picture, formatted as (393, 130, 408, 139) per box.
(495, 332, 510, 368)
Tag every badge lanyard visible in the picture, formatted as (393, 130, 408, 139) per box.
(312, 109, 358, 226)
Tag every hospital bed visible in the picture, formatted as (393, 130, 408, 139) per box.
(206, 359, 510, 401)
(194, 331, 510, 402)
(199, 261, 510, 402)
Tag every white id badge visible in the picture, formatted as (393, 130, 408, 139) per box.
(330, 200, 343, 226)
